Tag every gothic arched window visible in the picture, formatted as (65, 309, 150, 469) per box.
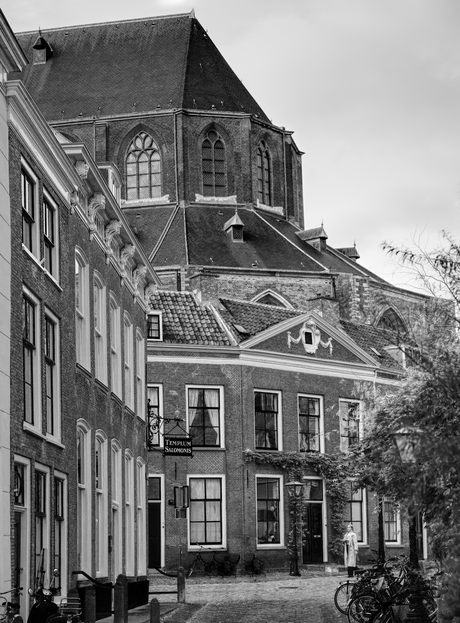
(257, 141, 271, 205)
(202, 130, 227, 197)
(377, 308, 406, 334)
(125, 132, 161, 201)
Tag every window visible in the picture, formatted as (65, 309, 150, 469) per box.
(256, 476, 283, 547)
(93, 275, 107, 384)
(35, 469, 48, 589)
(136, 459, 146, 575)
(110, 296, 122, 397)
(125, 132, 162, 201)
(187, 387, 223, 447)
(136, 331, 145, 420)
(124, 315, 134, 409)
(344, 483, 366, 543)
(255, 391, 281, 450)
(43, 191, 58, 278)
(299, 395, 323, 452)
(189, 477, 224, 547)
(95, 433, 108, 576)
(45, 311, 60, 440)
(77, 422, 91, 572)
(124, 451, 135, 575)
(21, 165, 37, 255)
(384, 500, 401, 544)
(257, 141, 271, 205)
(75, 250, 90, 369)
(111, 442, 123, 579)
(53, 475, 66, 594)
(147, 313, 162, 340)
(13, 458, 30, 602)
(147, 385, 162, 447)
(202, 130, 227, 197)
(339, 400, 361, 452)
(23, 290, 40, 428)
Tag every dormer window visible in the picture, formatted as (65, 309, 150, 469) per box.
(223, 211, 244, 242)
(32, 33, 53, 65)
(147, 312, 163, 341)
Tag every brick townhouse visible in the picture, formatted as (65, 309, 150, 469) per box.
(10, 10, 433, 573)
(5, 25, 160, 612)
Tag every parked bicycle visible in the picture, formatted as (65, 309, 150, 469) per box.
(243, 554, 269, 576)
(186, 549, 240, 578)
(0, 589, 23, 623)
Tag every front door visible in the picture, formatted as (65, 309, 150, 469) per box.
(148, 477, 162, 568)
(302, 503, 323, 564)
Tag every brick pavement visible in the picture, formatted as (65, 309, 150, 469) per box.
(158, 572, 349, 623)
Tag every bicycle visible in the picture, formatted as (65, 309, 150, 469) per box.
(0, 588, 23, 623)
(211, 552, 240, 576)
(243, 554, 268, 576)
(186, 549, 216, 578)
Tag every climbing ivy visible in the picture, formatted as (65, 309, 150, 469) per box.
(244, 449, 352, 559)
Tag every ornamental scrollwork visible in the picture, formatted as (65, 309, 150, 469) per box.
(88, 192, 105, 232)
(105, 219, 121, 248)
(132, 264, 147, 294)
(119, 243, 135, 275)
(287, 319, 333, 355)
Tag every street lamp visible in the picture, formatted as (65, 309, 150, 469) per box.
(286, 481, 303, 576)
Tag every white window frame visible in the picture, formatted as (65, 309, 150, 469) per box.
(111, 440, 123, 581)
(124, 450, 135, 576)
(93, 273, 107, 385)
(254, 389, 282, 452)
(95, 431, 108, 577)
(383, 499, 402, 545)
(21, 158, 39, 259)
(339, 399, 363, 453)
(186, 385, 225, 449)
(124, 314, 134, 410)
(136, 458, 146, 575)
(344, 481, 368, 545)
(44, 308, 61, 443)
(298, 393, 324, 454)
(75, 249, 90, 370)
(147, 385, 163, 448)
(187, 474, 226, 550)
(255, 474, 285, 549)
(76, 420, 92, 575)
(147, 312, 163, 341)
(136, 330, 145, 420)
(109, 294, 122, 397)
(42, 188, 59, 282)
(13, 456, 31, 616)
(34, 464, 50, 588)
(23, 286, 41, 434)
(53, 470, 68, 599)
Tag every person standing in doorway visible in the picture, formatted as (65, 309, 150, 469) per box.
(343, 523, 359, 577)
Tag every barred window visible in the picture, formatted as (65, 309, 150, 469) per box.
(125, 132, 162, 201)
(202, 130, 227, 197)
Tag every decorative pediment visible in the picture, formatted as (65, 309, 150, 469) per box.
(287, 318, 333, 355)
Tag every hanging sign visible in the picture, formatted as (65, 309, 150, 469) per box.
(164, 436, 193, 456)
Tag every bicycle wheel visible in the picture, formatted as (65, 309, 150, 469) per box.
(334, 582, 354, 615)
(186, 560, 196, 578)
(347, 593, 381, 623)
(369, 609, 393, 623)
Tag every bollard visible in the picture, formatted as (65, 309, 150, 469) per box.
(149, 598, 160, 623)
(114, 574, 128, 623)
(177, 567, 185, 603)
(84, 585, 96, 623)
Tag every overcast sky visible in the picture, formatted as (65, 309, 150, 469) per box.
(3, 0, 460, 291)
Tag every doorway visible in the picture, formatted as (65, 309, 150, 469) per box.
(148, 476, 163, 568)
(302, 503, 323, 563)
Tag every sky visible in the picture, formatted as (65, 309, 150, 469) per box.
(3, 0, 460, 291)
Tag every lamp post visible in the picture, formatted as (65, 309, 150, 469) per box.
(286, 481, 303, 576)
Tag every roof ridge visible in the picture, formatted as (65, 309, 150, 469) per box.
(16, 11, 194, 35)
(220, 296, 303, 312)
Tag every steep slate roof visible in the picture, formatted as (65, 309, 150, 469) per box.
(218, 298, 300, 339)
(149, 291, 232, 346)
(12, 12, 269, 122)
(339, 320, 405, 371)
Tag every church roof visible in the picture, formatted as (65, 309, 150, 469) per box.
(12, 12, 270, 122)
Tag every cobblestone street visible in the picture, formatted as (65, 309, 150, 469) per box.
(158, 572, 348, 623)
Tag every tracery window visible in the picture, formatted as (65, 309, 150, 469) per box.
(377, 309, 406, 334)
(125, 132, 161, 200)
(202, 130, 227, 197)
(257, 141, 271, 205)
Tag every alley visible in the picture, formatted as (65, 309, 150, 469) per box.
(159, 573, 348, 623)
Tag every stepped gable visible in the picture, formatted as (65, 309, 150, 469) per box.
(219, 298, 301, 339)
(339, 319, 405, 371)
(152, 205, 326, 271)
(149, 290, 232, 346)
(12, 12, 269, 122)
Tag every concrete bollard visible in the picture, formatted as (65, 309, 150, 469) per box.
(114, 574, 128, 623)
(149, 598, 160, 623)
(84, 585, 96, 623)
(177, 567, 185, 603)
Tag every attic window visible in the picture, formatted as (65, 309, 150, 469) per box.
(32, 33, 53, 65)
(147, 312, 163, 341)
